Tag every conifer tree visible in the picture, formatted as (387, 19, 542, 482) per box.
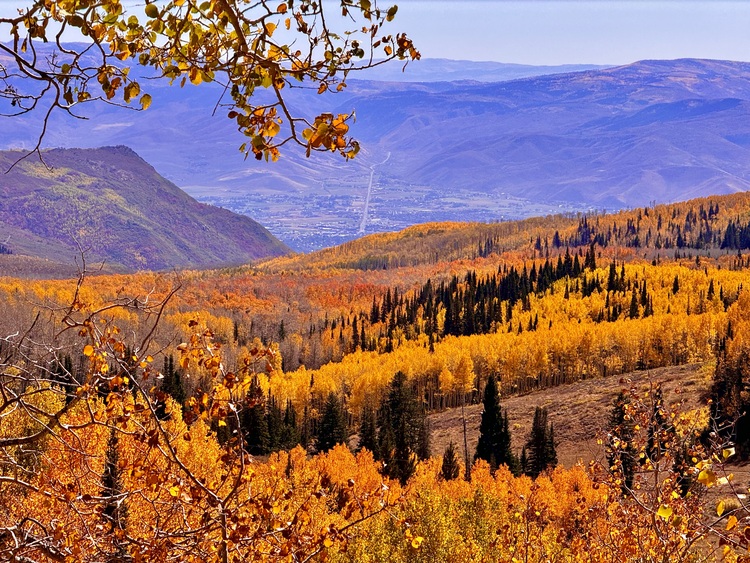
(266, 396, 285, 451)
(317, 392, 348, 452)
(280, 400, 300, 450)
(376, 371, 428, 484)
(440, 441, 460, 481)
(101, 428, 129, 561)
(629, 289, 639, 319)
(241, 377, 270, 455)
(474, 374, 516, 473)
(524, 407, 559, 478)
(418, 417, 431, 461)
(520, 446, 529, 475)
(358, 400, 378, 453)
(709, 348, 750, 460)
(546, 423, 558, 469)
(157, 354, 186, 419)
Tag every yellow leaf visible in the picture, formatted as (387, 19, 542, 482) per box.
(657, 505, 673, 520)
(265, 22, 276, 36)
(218, 420, 227, 427)
(698, 468, 717, 487)
(323, 538, 333, 548)
(717, 475, 734, 486)
(411, 536, 424, 549)
(145, 3, 159, 18)
(169, 485, 180, 497)
(727, 515, 738, 531)
(83, 345, 94, 357)
(189, 67, 202, 85)
(723, 447, 736, 460)
(717, 500, 726, 517)
(266, 121, 280, 137)
(140, 93, 152, 110)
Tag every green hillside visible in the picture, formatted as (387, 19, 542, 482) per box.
(0, 147, 289, 273)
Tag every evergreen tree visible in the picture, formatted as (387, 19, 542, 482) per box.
(300, 405, 311, 450)
(358, 400, 378, 453)
(241, 377, 270, 455)
(376, 371, 428, 484)
(607, 392, 637, 491)
(317, 392, 348, 452)
(673, 445, 695, 497)
(524, 407, 558, 478)
(101, 428, 130, 561)
(156, 354, 186, 419)
(474, 374, 516, 473)
(629, 289, 639, 319)
(709, 348, 750, 460)
(280, 400, 300, 450)
(520, 446, 528, 475)
(417, 417, 431, 461)
(546, 423, 558, 470)
(351, 316, 359, 351)
(440, 441, 460, 481)
(52, 354, 75, 404)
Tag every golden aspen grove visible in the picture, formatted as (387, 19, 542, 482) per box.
(5, 0, 750, 559)
(4, 192, 750, 560)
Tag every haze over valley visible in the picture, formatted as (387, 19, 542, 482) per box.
(5, 53, 750, 251)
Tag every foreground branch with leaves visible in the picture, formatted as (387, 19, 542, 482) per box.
(0, 274, 398, 562)
(0, 0, 419, 164)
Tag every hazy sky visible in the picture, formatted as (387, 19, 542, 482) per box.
(394, 1, 750, 64)
(1, 1, 749, 65)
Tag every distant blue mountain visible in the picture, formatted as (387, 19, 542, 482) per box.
(3, 53, 750, 249)
(356, 58, 607, 83)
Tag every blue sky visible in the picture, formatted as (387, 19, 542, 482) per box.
(394, 1, 750, 64)
(2, 1, 749, 65)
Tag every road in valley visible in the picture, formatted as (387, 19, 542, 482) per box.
(358, 152, 390, 235)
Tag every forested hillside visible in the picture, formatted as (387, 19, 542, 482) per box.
(0, 146, 289, 273)
(5, 191, 750, 561)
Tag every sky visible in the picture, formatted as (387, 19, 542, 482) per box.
(1, 1, 749, 65)
(393, 1, 750, 65)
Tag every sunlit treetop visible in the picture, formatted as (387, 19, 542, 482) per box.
(0, 0, 419, 163)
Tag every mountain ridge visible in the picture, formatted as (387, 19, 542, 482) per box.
(4, 56, 750, 250)
(0, 146, 289, 275)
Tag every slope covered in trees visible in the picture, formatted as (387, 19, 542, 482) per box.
(5, 188, 750, 560)
(0, 146, 289, 273)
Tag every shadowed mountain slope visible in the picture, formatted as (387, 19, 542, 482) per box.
(0, 146, 289, 274)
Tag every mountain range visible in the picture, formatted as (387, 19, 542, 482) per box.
(0, 146, 288, 275)
(3, 51, 750, 250)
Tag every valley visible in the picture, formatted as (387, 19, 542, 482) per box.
(6, 56, 750, 250)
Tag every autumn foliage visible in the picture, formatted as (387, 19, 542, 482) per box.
(7, 191, 750, 560)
